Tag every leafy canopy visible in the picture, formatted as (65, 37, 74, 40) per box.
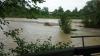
(0, 0, 45, 18)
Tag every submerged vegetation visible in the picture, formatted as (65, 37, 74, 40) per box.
(59, 14, 71, 34)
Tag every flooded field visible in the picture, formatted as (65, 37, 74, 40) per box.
(0, 18, 100, 49)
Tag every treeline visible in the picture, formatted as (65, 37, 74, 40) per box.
(2, 5, 81, 19)
(36, 6, 81, 19)
(51, 7, 80, 19)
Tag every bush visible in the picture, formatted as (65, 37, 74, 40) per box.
(59, 15, 71, 34)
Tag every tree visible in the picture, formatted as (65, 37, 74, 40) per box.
(51, 6, 64, 18)
(57, 6, 64, 16)
(41, 7, 49, 16)
(65, 10, 71, 18)
(51, 9, 58, 18)
(72, 7, 78, 13)
(81, 0, 100, 28)
(59, 13, 71, 34)
(71, 7, 79, 19)
(0, 0, 44, 18)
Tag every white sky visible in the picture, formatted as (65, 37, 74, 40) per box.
(37, 0, 91, 12)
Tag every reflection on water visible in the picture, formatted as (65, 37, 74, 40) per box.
(0, 18, 100, 48)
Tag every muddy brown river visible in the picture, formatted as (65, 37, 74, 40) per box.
(0, 18, 100, 49)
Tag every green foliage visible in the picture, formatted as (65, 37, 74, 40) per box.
(0, 0, 45, 18)
(51, 7, 81, 19)
(0, 42, 9, 56)
(59, 14, 71, 34)
(36, 7, 50, 18)
(0, 18, 9, 30)
(81, 0, 100, 28)
(51, 6, 64, 18)
(0, 41, 12, 56)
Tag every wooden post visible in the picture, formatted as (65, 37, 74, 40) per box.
(82, 36, 85, 47)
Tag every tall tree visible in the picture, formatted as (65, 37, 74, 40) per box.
(57, 6, 64, 16)
(42, 7, 49, 16)
(51, 6, 64, 18)
(72, 7, 78, 13)
(72, 7, 79, 18)
(81, 0, 100, 28)
(65, 10, 71, 17)
(51, 9, 58, 17)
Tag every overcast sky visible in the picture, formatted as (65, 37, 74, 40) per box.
(37, 0, 91, 12)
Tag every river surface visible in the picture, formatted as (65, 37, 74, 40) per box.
(0, 18, 100, 49)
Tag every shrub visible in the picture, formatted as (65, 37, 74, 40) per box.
(59, 14, 71, 34)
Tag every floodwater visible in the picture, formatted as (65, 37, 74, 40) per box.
(0, 18, 100, 49)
